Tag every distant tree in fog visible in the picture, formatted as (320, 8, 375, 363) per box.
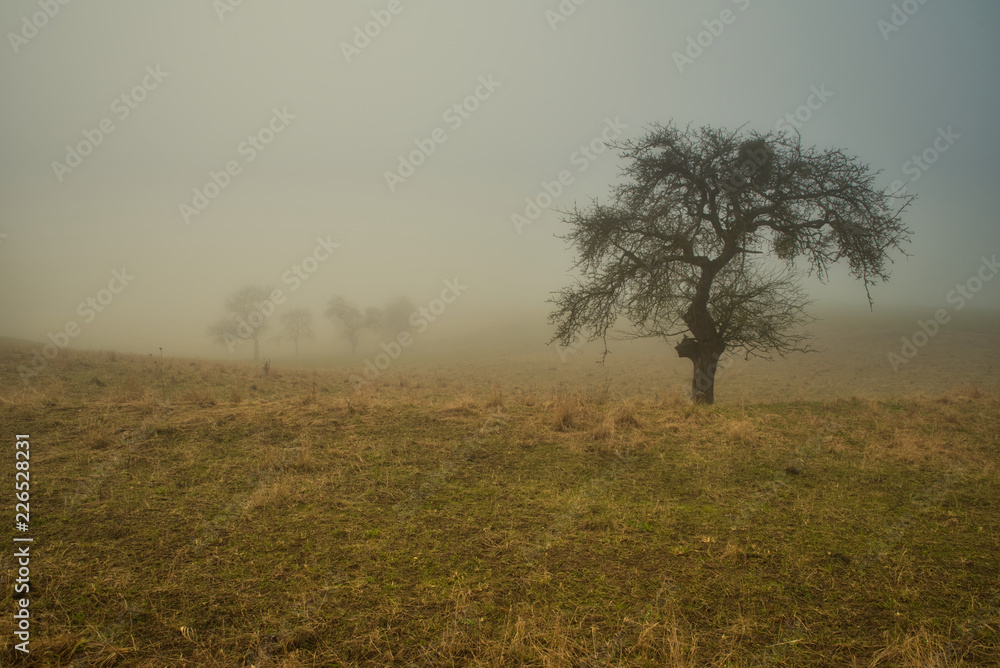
(550, 122, 914, 404)
(363, 306, 383, 334)
(380, 296, 416, 336)
(208, 285, 277, 361)
(325, 296, 381, 356)
(279, 308, 314, 357)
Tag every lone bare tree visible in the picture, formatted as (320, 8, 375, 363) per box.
(550, 123, 913, 403)
(208, 285, 276, 361)
(278, 307, 314, 357)
(325, 297, 381, 356)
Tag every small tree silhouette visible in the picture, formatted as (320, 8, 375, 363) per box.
(208, 285, 276, 361)
(278, 308, 314, 357)
(325, 297, 381, 356)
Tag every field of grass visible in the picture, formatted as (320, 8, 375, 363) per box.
(1, 332, 998, 666)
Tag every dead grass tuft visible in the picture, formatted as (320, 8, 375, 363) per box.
(347, 386, 371, 414)
(520, 389, 537, 407)
(586, 399, 643, 442)
(552, 398, 577, 431)
(292, 434, 314, 469)
(139, 417, 178, 440)
(585, 380, 612, 405)
(610, 399, 642, 428)
(587, 420, 615, 442)
(723, 418, 758, 446)
(485, 385, 505, 409)
(182, 385, 216, 406)
(244, 477, 296, 512)
(658, 387, 690, 408)
(869, 628, 967, 667)
(958, 384, 983, 400)
(441, 397, 479, 416)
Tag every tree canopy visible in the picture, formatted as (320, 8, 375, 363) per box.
(208, 285, 277, 361)
(325, 296, 381, 356)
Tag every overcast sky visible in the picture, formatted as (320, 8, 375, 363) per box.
(1, 0, 998, 357)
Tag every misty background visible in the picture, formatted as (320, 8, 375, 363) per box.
(1, 0, 998, 361)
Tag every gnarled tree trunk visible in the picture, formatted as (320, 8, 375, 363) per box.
(675, 336, 726, 404)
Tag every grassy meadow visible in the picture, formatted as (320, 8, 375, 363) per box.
(0, 310, 998, 666)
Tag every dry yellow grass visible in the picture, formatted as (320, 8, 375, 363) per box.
(0, 340, 997, 666)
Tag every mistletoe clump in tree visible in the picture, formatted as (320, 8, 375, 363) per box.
(550, 122, 913, 403)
